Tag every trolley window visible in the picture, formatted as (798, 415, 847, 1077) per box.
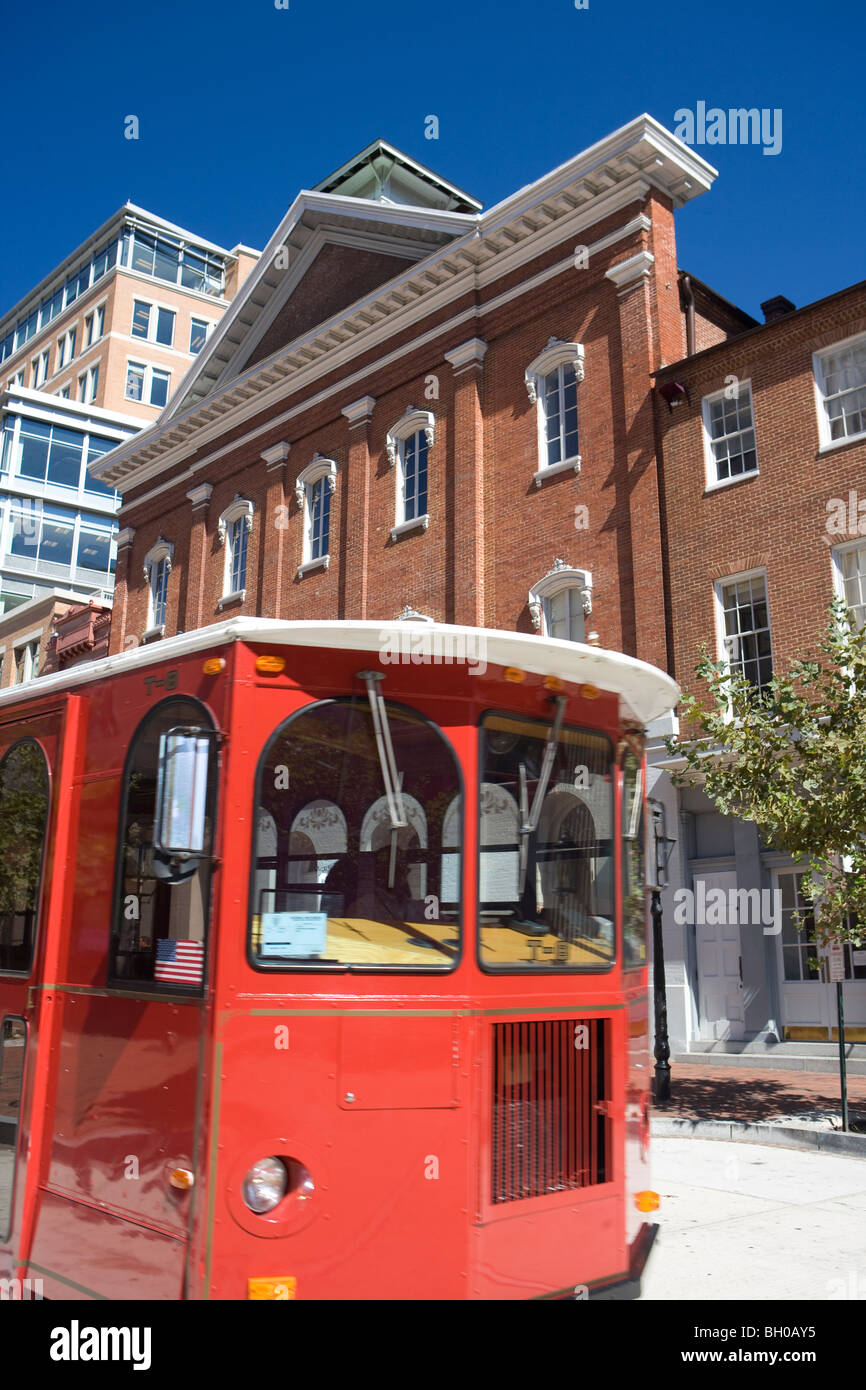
(109, 698, 217, 992)
(250, 699, 462, 970)
(478, 712, 614, 971)
(0, 1017, 26, 1242)
(621, 748, 646, 970)
(0, 740, 50, 975)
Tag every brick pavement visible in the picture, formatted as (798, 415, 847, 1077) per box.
(655, 1063, 866, 1123)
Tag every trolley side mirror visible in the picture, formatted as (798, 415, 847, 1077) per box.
(154, 726, 216, 858)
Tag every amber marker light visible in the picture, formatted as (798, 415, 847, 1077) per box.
(248, 1277, 297, 1301)
(256, 655, 286, 676)
(543, 675, 564, 693)
(202, 657, 225, 675)
(504, 667, 526, 683)
(581, 684, 600, 700)
(635, 1190, 660, 1212)
(168, 1167, 195, 1191)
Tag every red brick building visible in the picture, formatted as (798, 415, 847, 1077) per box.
(651, 281, 866, 1051)
(94, 119, 740, 674)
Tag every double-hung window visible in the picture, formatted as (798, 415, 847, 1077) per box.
(703, 383, 758, 485)
(189, 318, 211, 354)
(31, 351, 49, 389)
(386, 409, 433, 540)
(126, 362, 170, 408)
(716, 571, 773, 694)
(294, 457, 336, 573)
(218, 498, 253, 602)
(143, 539, 173, 634)
(57, 329, 76, 370)
(815, 334, 866, 447)
(528, 560, 592, 643)
(84, 304, 105, 346)
(832, 540, 866, 630)
(78, 364, 99, 403)
(525, 339, 584, 485)
(131, 301, 175, 347)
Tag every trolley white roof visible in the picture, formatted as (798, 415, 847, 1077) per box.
(0, 618, 679, 726)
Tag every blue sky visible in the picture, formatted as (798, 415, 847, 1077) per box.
(2, 0, 863, 322)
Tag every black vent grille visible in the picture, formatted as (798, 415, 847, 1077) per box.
(491, 1018, 610, 1204)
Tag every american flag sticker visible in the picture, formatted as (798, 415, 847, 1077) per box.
(154, 938, 205, 985)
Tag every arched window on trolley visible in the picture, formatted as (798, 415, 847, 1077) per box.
(0, 738, 50, 975)
(249, 696, 463, 971)
(109, 697, 219, 991)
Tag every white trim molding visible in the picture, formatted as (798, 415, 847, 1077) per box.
(186, 482, 214, 509)
(524, 338, 585, 404)
(341, 395, 376, 427)
(217, 495, 254, 547)
(294, 454, 337, 510)
(390, 513, 430, 543)
(445, 338, 487, 374)
(528, 559, 593, 633)
(386, 406, 435, 467)
(261, 440, 291, 468)
(604, 250, 655, 292)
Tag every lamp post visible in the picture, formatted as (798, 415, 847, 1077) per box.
(649, 800, 676, 1105)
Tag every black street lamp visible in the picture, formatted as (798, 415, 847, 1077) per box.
(649, 799, 676, 1105)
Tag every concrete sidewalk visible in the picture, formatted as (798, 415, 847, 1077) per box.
(641, 1136, 866, 1300)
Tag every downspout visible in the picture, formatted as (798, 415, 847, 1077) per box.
(681, 274, 696, 357)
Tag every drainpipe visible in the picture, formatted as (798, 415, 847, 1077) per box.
(681, 274, 696, 357)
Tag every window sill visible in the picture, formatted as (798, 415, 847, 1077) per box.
(818, 433, 866, 455)
(298, 555, 329, 576)
(217, 588, 246, 610)
(704, 468, 759, 496)
(533, 456, 581, 487)
(390, 513, 429, 542)
(141, 624, 165, 643)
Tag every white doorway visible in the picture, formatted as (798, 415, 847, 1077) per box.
(694, 871, 744, 1040)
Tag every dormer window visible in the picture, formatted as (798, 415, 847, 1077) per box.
(525, 339, 584, 486)
(295, 455, 337, 575)
(143, 538, 173, 637)
(217, 497, 253, 605)
(387, 407, 433, 541)
(529, 560, 592, 643)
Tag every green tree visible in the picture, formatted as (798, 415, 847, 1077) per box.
(667, 598, 866, 949)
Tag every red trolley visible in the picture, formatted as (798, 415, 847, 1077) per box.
(0, 618, 676, 1300)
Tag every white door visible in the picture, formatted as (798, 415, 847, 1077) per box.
(694, 871, 744, 1040)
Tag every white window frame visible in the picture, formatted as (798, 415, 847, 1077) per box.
(814, 330, 866, 452)
(57, 328, 76, 371)
(831, 537, 866, 630)
(131, 297, 176, 348)
(77, 361, 100, 404)
(702, 380, 759, 491)
(386, 408, 433, 541)
(525, 338, 584, 486)
(713, 567, 774, 705)
(13, 633, 42, 684)
(528, 559, 592, 641)
(31, 350, 50, 389)
(125, 360, 171, 408)
(295, 456, 336, 574)
(8, 371, 24, 389)
(84, 301, 106, 347)
(217, 496, 254, 604)
(189, 316, 215, 354)
(143, 537, 173, 637)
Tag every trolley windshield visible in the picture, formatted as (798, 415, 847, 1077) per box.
(478, 712, 614, 970)
(249, 698, 462, 970)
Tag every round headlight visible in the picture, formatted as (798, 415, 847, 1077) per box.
(242, 1157, 288, 1213)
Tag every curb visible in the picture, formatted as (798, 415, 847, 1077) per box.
(651, 1116, 866, 1158)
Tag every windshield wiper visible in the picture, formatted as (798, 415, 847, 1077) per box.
(358, 671, 407, 887)
(518, 695, 568, 891)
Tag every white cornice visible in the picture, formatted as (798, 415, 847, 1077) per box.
(261, 441, 291, 467)
(186, 482, 213, 507)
